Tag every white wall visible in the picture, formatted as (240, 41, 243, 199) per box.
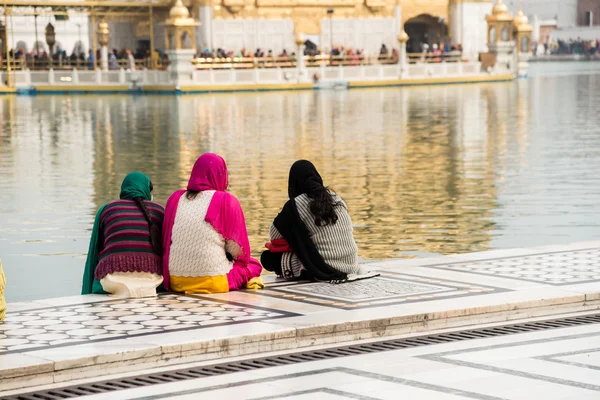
(321, 18, 396, 55)
(212, 19, 295, 54)
(506, 0, 578, 28)
(449, 2, 491, 59)
(108, 22, 138, 52)
(551, 26, 600, 41)
(196, 5, 213, 51)
(7, 13, 90, 55)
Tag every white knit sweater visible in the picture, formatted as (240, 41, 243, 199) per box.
(168, 191, 240, 277)
(270, 193, 365, 276)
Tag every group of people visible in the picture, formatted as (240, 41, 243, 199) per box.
(82, 154, 376, 298)
(195, 45, 396, 61)
(536, 38, 600, 56)
(1, 46, 164, 71)
(196, 48, 296, 59)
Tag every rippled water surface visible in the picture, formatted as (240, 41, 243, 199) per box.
(2, 62, 600, 301)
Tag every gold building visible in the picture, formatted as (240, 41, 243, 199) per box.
(191, 0, 492, 57)
(1, 0, 491, 62)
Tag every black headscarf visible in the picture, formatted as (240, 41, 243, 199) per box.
(288, 160, 324, 199)
(274, 160, 347, 282)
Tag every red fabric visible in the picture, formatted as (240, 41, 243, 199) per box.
(265, 239, 292, 253)
(227, 257, 262, 290)
(161, 190, 185, 291)
(162, 153, 258, 291)
(187, 152, 229, 192)
(96, 253, 162, 281)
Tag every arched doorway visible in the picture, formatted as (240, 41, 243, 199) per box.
(16, 41, 28, 52)
(404, 14, 448, 53)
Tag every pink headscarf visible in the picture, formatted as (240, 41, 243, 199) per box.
(162, 153, 251, 290)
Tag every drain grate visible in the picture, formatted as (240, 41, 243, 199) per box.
(5, 313, 600, 400)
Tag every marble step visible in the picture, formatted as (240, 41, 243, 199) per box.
(2, 241, 600, 392)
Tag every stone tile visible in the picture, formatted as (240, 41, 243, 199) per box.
(0, 372, 55, 392)
(391, 266, 543, 291)
(205, 291, 333, 314)
(26, 338, 161, 370)
(0, 353, 54, 379)
(557, 282, 600, 301)
(248, 271, 505, 310)
(445, 247, 542, 261)
(137, 322, 297, 354)
(3, 301, 52, 313)
(3, 242, 600, 395)
(33, 295, 110, 307)
(0, 294, 294, 356)
(426, 248, 600, 286)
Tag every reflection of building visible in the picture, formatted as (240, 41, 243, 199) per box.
(1, 83, 511, 260)
(2, 0, 493, 61)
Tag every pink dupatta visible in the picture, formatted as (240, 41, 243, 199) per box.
(162, 153, 259, 291)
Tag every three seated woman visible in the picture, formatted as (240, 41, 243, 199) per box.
(82, 154, 375, 298)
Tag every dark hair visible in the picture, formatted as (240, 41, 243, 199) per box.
(186, 190, 199, 200)
(133, 182, 163, 256)
(307, 187, 339, 227)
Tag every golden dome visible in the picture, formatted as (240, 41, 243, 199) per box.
(98, 19, 109, 33)
(513, 10, 528, 27)
(169, 0, 190, 20)
(397, 30, 409, 43)
(492, 0, 508, 16)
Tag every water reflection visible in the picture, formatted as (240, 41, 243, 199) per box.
(2, 64, 600, 301)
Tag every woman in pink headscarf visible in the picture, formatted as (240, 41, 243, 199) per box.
(162, 153, 263, 294)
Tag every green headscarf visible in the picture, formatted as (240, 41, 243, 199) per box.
(120, 172, 152, 201)
(81, 172, 153, 295)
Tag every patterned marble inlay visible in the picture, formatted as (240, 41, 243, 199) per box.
(253, 272, 503, 309)
(427, 249, 600, 285)
(286, 279, 446, 302)
(0, 294, 295, 355)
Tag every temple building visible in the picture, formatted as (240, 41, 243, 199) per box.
(1, 0, 494, 60)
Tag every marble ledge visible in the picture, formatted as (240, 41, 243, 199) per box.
(373, 264, 543, 290)
(0, 353, 54, 379)
(3, 294, 592, 390)
(3, 241, 600, 392)
(5, 294, 111, 313)
(138, 322, 297, 355)
(25, 338, 162, 371)
(446, 241, 600, 261)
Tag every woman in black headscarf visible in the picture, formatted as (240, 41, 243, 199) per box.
(261, 160, 377, 283)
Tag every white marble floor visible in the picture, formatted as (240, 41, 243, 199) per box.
(48, 321, 600, 400)
(2, 241, 600, 392)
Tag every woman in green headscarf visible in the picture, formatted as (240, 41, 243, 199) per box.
(82, 172, 165, 297)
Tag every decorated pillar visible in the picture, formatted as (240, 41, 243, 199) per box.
(195, 0, 213, 51)
(164, 0, 199, 85)
(513, 10, 533, 78)
(449, 0, 493, 60)
(97, 20, 110, 72)
(394, 0, 402, 38)
(397, 29, 409, 78)
(45, 23, 56, 68)
(486, 0, 515, 74)
(45, 23, 55, 57)
(295, 32, 306, 82)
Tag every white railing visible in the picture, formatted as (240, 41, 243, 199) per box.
(6, 69, 135, 87)
(2, 61, 491, 89)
